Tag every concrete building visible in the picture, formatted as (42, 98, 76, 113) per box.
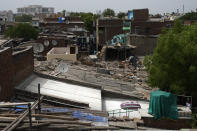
(17, 5, 54, 16)
(95, 18, 131, 47)
(0, 10, 14, 22)
(0, 10, 14, 34)
(39, 17, 93, 54)
(130, 9, 174, 35)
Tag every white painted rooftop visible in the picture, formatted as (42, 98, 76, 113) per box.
(15, 74, 102, 110)
(103, 97, 152, 119)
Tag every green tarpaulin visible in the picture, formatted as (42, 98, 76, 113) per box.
(148, 90, 178, 120)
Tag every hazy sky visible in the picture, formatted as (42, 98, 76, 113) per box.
(0, 0, 197, 14)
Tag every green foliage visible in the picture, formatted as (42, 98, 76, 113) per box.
(102, 8, 115, 17)
(117, 12, 126, 19)
(62, 10, 66, 17)
(5, 23, 39, 41)
(69, 12, 98, 33)
(144, 20, 197, 96)
(180, 10, 197, 20)
(15, 15, 32, 22)
(191, 114, 197, 128)
(143, 55, 153, 71)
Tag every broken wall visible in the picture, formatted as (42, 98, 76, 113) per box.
(105, 47, 133, 61)
(129, 34, 158, 56)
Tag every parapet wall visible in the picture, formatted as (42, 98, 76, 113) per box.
(0, 46, 34, 101)
(0, 47, 14, 100)
(12, 46, 34, 86)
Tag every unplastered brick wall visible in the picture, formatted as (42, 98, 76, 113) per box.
(12, 46, 34, 86)
(0, 46, 34, 101)
(129, 34, 158, 56)
(0, 47, 14, 101)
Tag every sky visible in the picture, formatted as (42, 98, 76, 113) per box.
(0, 0, 197, 14)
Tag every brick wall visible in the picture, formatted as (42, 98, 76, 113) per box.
(0, 46, 34, 101)
(131, 20, 174, 35)
(98, 19, 124, 45)
(133, 9, 149, 21)
(37, 37, 67, 55)
(0, 47, 14, 101)
(12, 46, 34, 86)
(129, 34, 158, 56)
(142, 117, 191, 130)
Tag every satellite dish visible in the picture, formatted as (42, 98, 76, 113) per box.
(33, 43, 44, 53)
(52, 40, 58, 46)
(57, 62, 68, 73)
(44, 40, 50, 46)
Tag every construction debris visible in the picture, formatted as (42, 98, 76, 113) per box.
(0, 91, 118, 131)
(34, 57, 152, 100)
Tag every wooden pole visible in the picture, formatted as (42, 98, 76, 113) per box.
(28, 103, 32, 129)
(96, 18, 99, 53)
(3, 96, 44, 131)
(38, 83, 41, 113)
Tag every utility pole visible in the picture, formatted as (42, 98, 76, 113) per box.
(183, 5, 185, 14)
(96, 19, 99, 53)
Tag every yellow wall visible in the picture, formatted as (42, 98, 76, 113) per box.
(47, 54, 77, 62)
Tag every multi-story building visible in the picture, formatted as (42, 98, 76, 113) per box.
(130, 8, 174, 35)
(0, 10, 14, 22)
(0, 10, 15, 34)
(17, 5, 54, 16)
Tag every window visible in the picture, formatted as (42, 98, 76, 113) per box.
(70, 47, 76, 54)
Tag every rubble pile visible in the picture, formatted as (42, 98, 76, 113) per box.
(34, 57, 152, 100)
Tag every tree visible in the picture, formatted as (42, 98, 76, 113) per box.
(102, 8, 115, 17)
(144, 20, 197, 97)
(15, 14, 32, 22)
(117, 12, 126, 19)
(5, 23, 39, 41)
(80, 13, 95, 33)
(179, 10, 197, 20)
(62, 10, 66, 17)
(69, 12, 98, 33)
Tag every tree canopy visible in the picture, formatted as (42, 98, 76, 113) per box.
(5, 23, 39, 41)
(117, 12, 126, 19)
(102, 8, 115, 17)
(179, 9, 197, 21)
(69, 12, 98, 33)
(144, 20, 197, 97)
(15, 14, 32, 22)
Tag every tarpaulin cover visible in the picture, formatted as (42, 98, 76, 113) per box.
(148, 90, 178, 120)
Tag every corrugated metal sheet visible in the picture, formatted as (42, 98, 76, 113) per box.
(15, 74, 102, 110)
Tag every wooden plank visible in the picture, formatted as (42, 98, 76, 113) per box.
(3, 96, 44, 131)
(0, 103, 29, 107)
(0, 114, 78, 121)
(16, 123, 50, 130)
(67, 126, 119, 130)
(109, 121, 137, 129)
(0, 119, 91, 126)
